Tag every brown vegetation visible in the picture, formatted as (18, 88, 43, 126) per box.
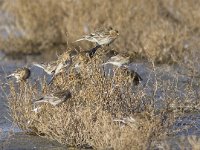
(2, 0, 200, 149)
(6, 52, 200, 149)
(0, 0, 200, 63)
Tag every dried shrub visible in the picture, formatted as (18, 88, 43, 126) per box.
(6, 52, 200, 149)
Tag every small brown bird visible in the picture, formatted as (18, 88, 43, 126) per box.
(33, 90, 72, 106)
(48, 50, 78, 84)
(75, 27, 119, 46)
(34, 50, 77, 75)
(7, 67, 31, 82)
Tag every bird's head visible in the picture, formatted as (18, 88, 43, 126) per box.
(109, 29, 119, 37)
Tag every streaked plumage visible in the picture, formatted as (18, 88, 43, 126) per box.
(7, 67, 31, 82)
(33, 50, 77, 85)
(33, 90, 72, 106)
(34, 50, 77, 76)
(75, 27, 119, 46)
(55, 50, 77, 73)
(50, 51, 75, 75)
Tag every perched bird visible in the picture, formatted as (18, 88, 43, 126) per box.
(102, 54, 130, 67)
(33, 50, 77, 85)
(75, 27, 119, 46)
(34, 50, 77, 75)
(48, 50, 78, 84)
(7, 67, 31, 82)
(33, 89, 72, 106)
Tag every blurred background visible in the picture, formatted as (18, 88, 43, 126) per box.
(0, 1, 200, 149)
(0, 0, 200, 64)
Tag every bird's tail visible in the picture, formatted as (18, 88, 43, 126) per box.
(32, 63, 44, 69)
(34, 100, 44, 104)
(74, 38, 85, 43)
(33, 97, 45, 104)
(101, 62, 109, 66)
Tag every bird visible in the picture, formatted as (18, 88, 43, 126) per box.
(102, 54, 130, 67)
(33, 50, 77, 76)
(7, 67, 31, 82)
(75, 27, 119, 46)
(33, 50, 77, 85)
(33, 89, 72, 106)
(48, 50, 78, 84)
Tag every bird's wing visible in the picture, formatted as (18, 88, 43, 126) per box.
(16, 68, 24, 72)
(33, 63, 43, 69)
(48, 62, 65, 85)
(54, 62, 63, 75)
(108, 56, 120, 62)
(75, 37, 87, 42)
(34, 98, 48, 104)
(93, 27, 111, 36)
(91, 31, 109, 38)
(34, 94, 60, 104)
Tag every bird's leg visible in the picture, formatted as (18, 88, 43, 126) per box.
(88, 45, 101, 58)
(48, 75, 55, 85)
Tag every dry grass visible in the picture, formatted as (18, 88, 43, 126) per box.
(0, 0, 200, 63)
(2, 0, 200, 148)
(6, 52, 200, 149)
